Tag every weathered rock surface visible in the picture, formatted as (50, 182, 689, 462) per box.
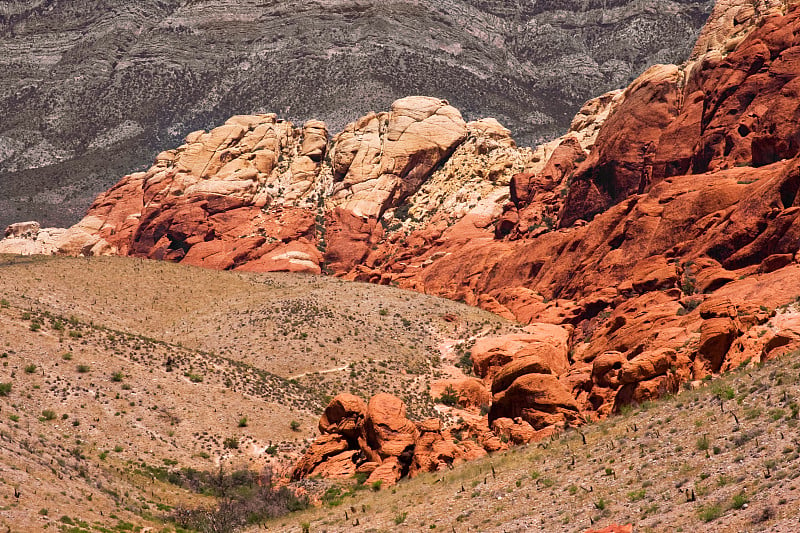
(293, 393, 488, 485)
(0, 222, 65, 255)
(489, 373, 582, 430)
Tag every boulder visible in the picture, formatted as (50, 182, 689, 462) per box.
(364, 393, 418, 459)
(695, 317, 738, 376)
(4, 221, 40, 238)
(618, 349, 676, 385)
(318, 393, 367, 441)
(411, 418, 461, 474)
(591, 351, 627, 388)
(471, 327, 571, 379)
(489, 373, 581, 430)
(431, 378, 491, 410)
(490, 417, 537, 445)
(366, 456, 404, 486)
(584, 525, 633, 533)
(490, 355, 554, 395)
(291, 434, 351, 480)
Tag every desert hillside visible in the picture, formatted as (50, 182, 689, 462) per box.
(0, 253, 518, 531)
(2, 255, 799, 531)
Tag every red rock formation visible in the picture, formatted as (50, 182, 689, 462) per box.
(17, 0, 800, 486)
(293, 393, 483, 485)
(489, 373, 582, 430)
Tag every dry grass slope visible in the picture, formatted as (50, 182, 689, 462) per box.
(0, 254, 520, 531)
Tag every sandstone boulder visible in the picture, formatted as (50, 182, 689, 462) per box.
(318, 393, 367, 442)
(490, 417, 537, 445)
(471, 327, 571, 379)
(619, 349, 676, 385)
(431, 378, 491, 410)
(489, 373, 581, 430)
(591, 351, 627, 388)
(291, 434, 351, 480)
(490, 355, 554, 395)
(364, 393, 418, 459)
(695, 317, 738, 376)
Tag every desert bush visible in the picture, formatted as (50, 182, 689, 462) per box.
(437, 385, 459, 407)
(172, 466, 308, 532)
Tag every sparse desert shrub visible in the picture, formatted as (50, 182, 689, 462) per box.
(290, 420, 300, 431)
(186, 372, 203, 383)
(172, 466, 308, 532)
(731, 492, 749, 510)
(223, 437, 239, 449)
(40, 409, 56, 421)
(594, 498, 607, 510)
(627, 489, 646, 502)
(698, 503, 723, 522)
(0, 382, 11, 396)
(457, 351, 473, 374)
(24, 363, 36, 374)
(76, 364, 90, 373)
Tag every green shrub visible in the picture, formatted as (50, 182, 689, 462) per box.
(594, 498, 607, 510)
(698, 503, 723, 522)
(24, 363, 36, 374)
(437, 385, 460, 407)
(731, 492, 749, 510)
(627, 489, 646, 502)
(0, 383, 11, 396)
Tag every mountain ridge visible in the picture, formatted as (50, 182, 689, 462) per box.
(0, 0, 713, 228)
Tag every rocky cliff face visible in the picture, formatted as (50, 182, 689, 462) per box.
(5, 0, 800, 485)
(0, 0, 713, 229)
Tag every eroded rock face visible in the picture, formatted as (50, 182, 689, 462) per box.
(489, 373, 582, 430)
(329, 97, 467, 219)
(293, 393, 477, 485)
